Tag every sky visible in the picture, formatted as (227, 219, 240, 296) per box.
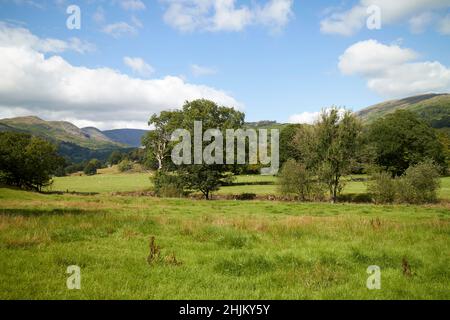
(0, 0, 449, 129)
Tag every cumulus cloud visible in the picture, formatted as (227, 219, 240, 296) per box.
(288, 108, 347, 125)
(288, 111, 321, 124)
(320, 0, 450, 36)
(338, 40, 450, 98)
(0, 24, 241, 129)
(161, 0, 293, 33)
(0, 22, 94, 53)
(102, 22, 137, 38)
(190, 64, 217, 77)
(124, 56, 155, 77)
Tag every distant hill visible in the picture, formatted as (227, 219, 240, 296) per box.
(0, 116, 125, 149)
(103, 129, 148, 147)
(356, 93, 450, 129)
(0, 116, 137, 163)
(245, 121, 289, 131)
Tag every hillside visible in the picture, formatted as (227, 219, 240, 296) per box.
(103, 129, 148, 147)
(0, 116, 125, 149)
(356, 93, 450, 128)
(0, 116, 138, 163)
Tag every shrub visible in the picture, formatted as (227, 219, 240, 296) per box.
(367, 171, 397, 204)
(118, 159, 133, 172)
(235, 193, 256, 200)
(278, 159, 324, 201)
(397, 161, 441, 204)
(83, 162, 97, 176)
(151, 171, 185, 198)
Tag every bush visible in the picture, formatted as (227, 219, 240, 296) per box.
(83, 162, 97, 176)
(367, 171, 397, 204)
(397, 161, 441, 204)
(368, 161, 441, 204)
(235, 193, 256, 200)
(278, 159, 324, 201)
(151, 171, 185, 198)
(118, 159, 133, 172)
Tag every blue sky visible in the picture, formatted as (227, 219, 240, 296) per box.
(0, 0, 449, 129)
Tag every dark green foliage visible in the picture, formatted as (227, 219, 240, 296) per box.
(279, 124, 303, 165)
(368, 161, 441, 204)
(397, 161, 441, 204)
(367, 171, 397, 204)
(117, 159, 133, 172)
(151, 170, 186, 198)
(0, 132, 62, 191)
(83, 160, 99, 176)
(146, 99, 245, 199)
(367, 110, 446, 176)
(108, 151, 124, 165)
(294, 108, 362, 202)
(279, 159, 324, 201)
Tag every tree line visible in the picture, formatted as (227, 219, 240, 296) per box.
(0, 99, 448, 202)
(143, 99, 448, 202)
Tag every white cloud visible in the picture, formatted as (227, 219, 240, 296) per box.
(409, 12, 434, 34)
(162, 0, 293, 33)
(288, 111, 321, 124)
(0, 22, 94, 53)
(124, 56, 154, 77)
(288, 108, 347, 124)
(0, 24, 241, 130)
(438, 14, 450, 34)
(320, 0, 450, 36)
(102, 22, 137, 38)
(190, 64, 217, 77)
(339, 40, 450, 98)
(119, 0, 146, 11)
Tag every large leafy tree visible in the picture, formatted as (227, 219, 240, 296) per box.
(367, 110, 446, 176)
(0, 132, 62, 191)
(279, 124, 303, 166)
(177, 99, 244, 199)
(293, 108, 362, 202)
(145, 99, 244, 199)
(143, 110, 183, 170)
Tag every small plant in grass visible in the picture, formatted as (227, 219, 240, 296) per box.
(147, 236, 161, 265)
(147, 236, 182, 267)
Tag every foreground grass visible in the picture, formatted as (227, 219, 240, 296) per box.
(0, 187, 449, 299)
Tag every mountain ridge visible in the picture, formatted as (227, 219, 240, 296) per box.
(356, 93, 450, 128)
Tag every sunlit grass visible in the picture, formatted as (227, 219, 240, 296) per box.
(0, 187, 449, 299)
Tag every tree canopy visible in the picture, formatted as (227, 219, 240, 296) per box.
(367, 110, 446, 176)
(0, 132, 62, 191)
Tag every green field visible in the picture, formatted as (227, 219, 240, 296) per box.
(48, 172, 450, 200)
(1, 173, 450, 299)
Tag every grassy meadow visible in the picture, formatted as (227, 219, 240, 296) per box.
(1, 169, 449, 299)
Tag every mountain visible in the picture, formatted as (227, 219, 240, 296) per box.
(0, 116, 125, 149)
(356, 93, 450, 129)
(0, 116, 136, 163)
(103, 129, 148, 147)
